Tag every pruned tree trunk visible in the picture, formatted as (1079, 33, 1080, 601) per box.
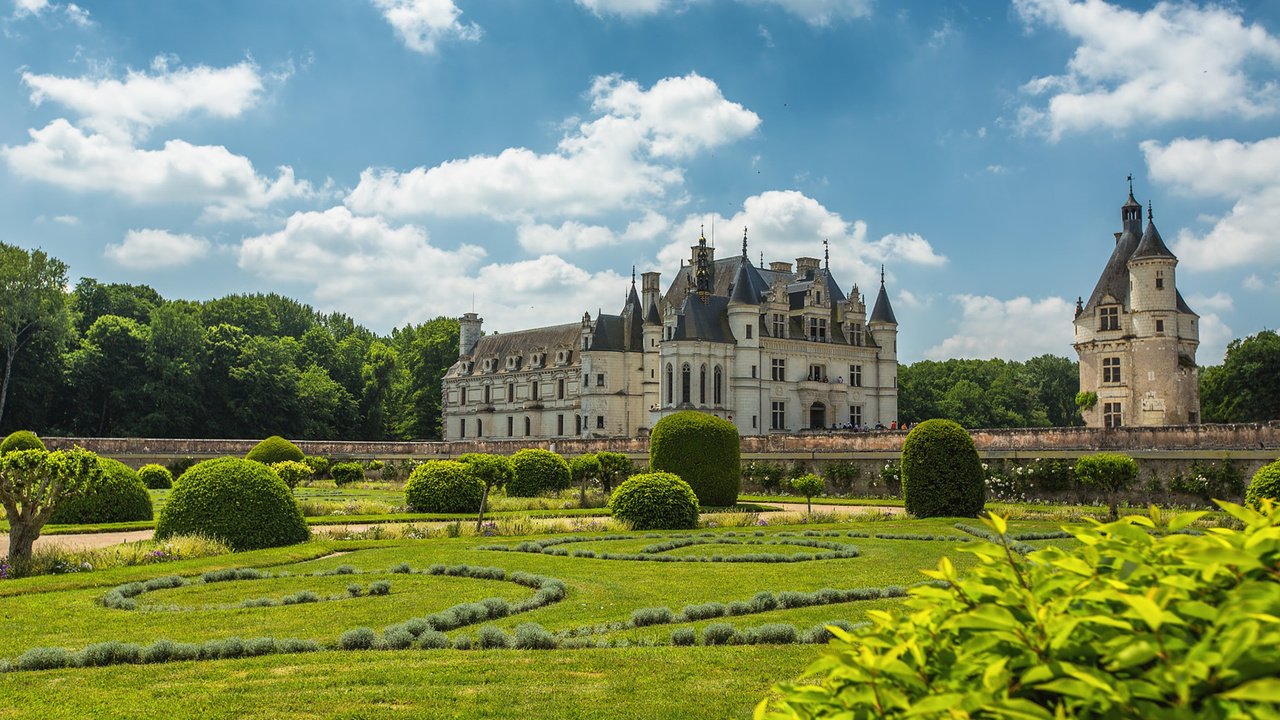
(0, 349, 13, 430)
(7, 517, 40, 565)
(475, 484, 491, 533)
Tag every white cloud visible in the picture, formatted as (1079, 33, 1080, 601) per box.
(52, 214, 78, 225)
(21, 59, 264, 140)
(1186, 291, 1232, 313)
(105, 229, 211, 269)
(371, 0, 481, 54)
(576, 0, 872, 25)
(345, 72, 758, 222)
(1197, 312, 1234, 365)
(576, 0, 675, 15)
(1143, 136, 1280, 270)
(925, 295, 1075, 360)
(12, 0, 89, 25)
(516, 211, 669, 254)
(1014, 0, 1280, 140)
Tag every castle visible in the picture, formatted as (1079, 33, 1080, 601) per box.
(441, 229, 899, 440)
(1073, 183, 1200, 428)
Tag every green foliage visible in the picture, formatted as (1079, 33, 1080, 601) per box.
(457, 453, 514, 490)
(901, 419, 985, 518)
(608, 472, 699, 530)
(1169, 460, 1246, 502)
(137, 463, 173, 490)
(820, 460, 858, 494)
(569, 453, 602, 483)
(649, 411, 741, 507)
(1201, 330, 1280, 422)
(0, 243, 71, 431)
(270, 460, 312, 490)
(759, 505, 1280, 719)
(1075, 390, 1098, 410)
(245, 436, 305, 465)
(743, 461, 786, 494)
(50, 457, 152, 524)
(594, 451, 634, 493)
(404, 460, 484, 513)
(507, 449, 571, 497)
(1245, 460, 1280, 510)
(900, 355, 1081, 427)
(302, 456, 330, 478)
(0, 430, 44, 455)
(1075, 453, 1138, 517)
(329, 461, 365, 486)
(155, 457, 309, 551)
(789, 474, 824, 499)
(0, 447, 102, 562)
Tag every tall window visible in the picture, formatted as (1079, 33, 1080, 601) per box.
(1155, 270, 1164, 290)
(772, 313, 786, 338)
(770, 401, 786, 430)
(459, 387, 467, 406)
(531, 380, 540, 401)
(1104, 402, 1122, 429)
(483, 385, 491, 404)
(751, 365, 757, 379)
(596, 372, 605, 387)
(745, 324, 753, 339)
(699, 364, 707, 404)
(1103, 357, 1121, 384)
(681, 364, 691, 404)
(713, 366, 723, 405)
(557, 379, 565, 399)
(808, 317, 827, 341)
(850, 364, 862, 387)
(1155, 319, 1165, 334)
(1099, 306, 1119, 331)
(665, 364, 673, 405)
(850, 323, 863, 346)
(507, 417, 514, 437)
(507, 382, 515, 403)
(459, 419, 466, 437)
(524, 417, 531, 436)
(850, 405, 862, 426)
(771, 358, 786, 381)
(596, 416, 604, 429)
(476, 419, 483, 437)
(557, 414, 564, 436)
(808, 364, 825, 381)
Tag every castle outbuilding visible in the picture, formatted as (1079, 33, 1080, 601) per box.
(442, 229, 899, 440)
(1073, 183, 1200, 428)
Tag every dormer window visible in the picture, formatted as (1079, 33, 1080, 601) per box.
(1099, 306, 1119, 331)
(815, 291, 822, 305)
(506, 356, 518, 370)
(851, 323, 864, 346)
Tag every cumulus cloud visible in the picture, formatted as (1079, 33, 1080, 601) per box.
(1013, 0, 1280, 140)
(575, 0, 872, 25)
(516, 210, 669, 254)
(371, 0, 481, 53)
(12, 0, 90, 25)
(1186, 291, 1232, 313)
(1143, 136, 1280, 270)
(105, 229, 211, 269)
(345, 72, 758, 221)
(1197, 312, 1234, 365)
(925, 295, 1075, 361)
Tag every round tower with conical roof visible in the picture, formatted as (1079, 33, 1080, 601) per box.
(868, 266, 898, 426)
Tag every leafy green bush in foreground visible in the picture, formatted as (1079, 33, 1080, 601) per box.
(758, 502, 1280, 719)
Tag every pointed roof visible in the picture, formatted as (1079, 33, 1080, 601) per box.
(1084, 226, 1141, 313)
(644, 299, 661, 325)
(869, 266, 897, 325)
(728, 257, 769, 305)
(1130, 207, 1175, 261)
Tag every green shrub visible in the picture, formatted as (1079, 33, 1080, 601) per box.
(609, 472, 699, 530)
(1075, 452, 1139, 518)
(457, 453, 514, 490)
(404, 461, 484, 513)
(475, 625, 510, 649)
(1245, 459, 1280, 510)
(671, 627, 697, 646)
(754, 623, 798, 644)
(702, 622, 735, 646)
(0, 430, 45, 455)
(758, 506, 1280, 718)
(270, 460, 312, 490)
(245, 436, 304, 465)
(329, 461, 365, 486)
(50, 457, 153, 524)
(631, 606, 676, 627)
(512, 623, 557, 650)
(595, 451, 635, 493)
(302, 456, 330, 478)
(790, 473, 825, 513)
(338, 627, 375, 650)
(137, 464, 173, 490)
(165, 458, 199, 481)
(417, 630, 450, 649)
(1168, 460, 1247, 503)
(155, 457, 309, 551)
(507, 449, 571, 497)
(569, 453, 602, 484)
(900, 419, 984, 518)
(649, 411, 741, 507)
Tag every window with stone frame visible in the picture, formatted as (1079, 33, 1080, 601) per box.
(459, 418, 466, 438)
(808, 317, 827, 341)
(850, 323, 863, 346)
(507, 382, 515, 403)
(459, 387, 468, 406)
(1155, 270, 1164, 290)
(808, 364, 826, 381)
(1102, 356, 1121, 384)
(507, 417, 514, 437)
(771, 401, 786, 430)
(713, 366, 722, 405)
(850, 364, 862, 387)
(745, 324, 753, 339)
(772, 313, 786, 338)
(681, 364, 691, 404)
(1155, 319, 1165, 334)
(699, 364, 707, 404)
(1103, 402, 1123, 428)
(771, 358, 786, 381)
(483, 385, 491, 404)
(531, 380, 540, 400)
(557, 379, 565, 399)
(596, 372, 604, 387)
(596, 416, 605, 429)
(665, 364, 673, 405)
(1098, 305, 1120, 331)
(850, 405, 862, 426)
(557, 415, 564, 436)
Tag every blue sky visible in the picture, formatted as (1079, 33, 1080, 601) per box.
(2, 0, 1277, 364)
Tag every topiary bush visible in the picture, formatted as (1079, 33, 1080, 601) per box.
(790, 473, 825, 514)
(1245, 459, 1280, 510)
(649, 411, 740, 507)
(329, 461, 365, 486)
(137, 464, 173, 490)
(0, 430, 45, 455)
(507, 449, 571, 497)
(245, 436, 304, 465)
(608, 472, 699, 530)
(50, 457, 153, 524)
(901, 419, 985, 518)
(1075, 452, 1139, 519)
(155, 457, 309, 551)
(404, 460, 485, 513)
(270, 460, 312, 490)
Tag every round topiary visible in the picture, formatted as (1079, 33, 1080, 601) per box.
(1, 430, 45, 455)
(1245, 459, 1280, 510)
(649, 411, 741, 507)
(245, 436, 304, 465)
(155, 457, 309, 551)
(50, 457, 153, 524)
(507, 449, 571, 497)
(137, 463, 173, 490)
(608, 472, 700, 530)
(329, 461, 365, 486)
(405, 460, 485, 513)
(271, 460, 312, 490)
(901, 419, 985, 518)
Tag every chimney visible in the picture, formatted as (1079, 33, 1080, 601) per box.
(769, 261, 793, 274)
(641, 271, 661, 313)
(795, 257, 820, 279)
(459, 312, 483, 357)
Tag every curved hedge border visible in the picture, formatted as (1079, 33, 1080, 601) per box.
(476, 531, 861, 563)
(100, 571, 394, 612)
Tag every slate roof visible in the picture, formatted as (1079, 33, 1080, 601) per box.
(1083, 227, 1141, 313)
(1130, 219, 1176, 261)
(449, 322, 581, 377)
(673, 294, 735, 343)
(869, 281, 897, 325)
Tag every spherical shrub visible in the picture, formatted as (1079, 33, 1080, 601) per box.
(507, 449, 571, 497)
(137, 464, 173, 490)
(0, 430, 45, 455)
(270, 460, 312, 490)
(1245, 459, 1280, 510)
(329, 461, 365, 486)
(649, 411, 741, 507)
(155, 457, 309, 551)
(901, 419, 985, 518)
(50, 457, 153, 524)
(404, 461, 485, 513)
(245, 436, 304, 465)
(608, 472, 699, 530)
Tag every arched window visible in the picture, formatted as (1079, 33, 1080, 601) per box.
(665, 364, 674, 405)
(699, 364, 707, 405)
(681, 363, 691, 404)
(713, 365, 723, 405)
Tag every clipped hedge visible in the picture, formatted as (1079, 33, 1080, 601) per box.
(329, 461, 365, 486)
(1245, 459, 1280, 510)
(608, 472, 699, 530)
(50, 457, 153, 524)
(404, 461, 485, 513)
(901, 419, 984, 518)
(0, 430, 45, 455)
(155, 457, 308, 551)
(137, 464, 173, 490)
(245, 436, 304, 465)
(507, 449, 571, 497)
(649, 411, 740, 507)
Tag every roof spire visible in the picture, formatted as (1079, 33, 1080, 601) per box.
(631, 265, 636, 286)
(823, 239, 829, 269)
(880, 264, 885, 286)
(742, 226, 749, 260)
(1147, 201, 1153, 221)
(1127, 173, 1133, 196)
(759, 251, 763, 267)
(699, 224, 706, 246)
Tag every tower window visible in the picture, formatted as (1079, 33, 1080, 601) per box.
(1155, 278, 1164, 290)
(1099, 306, 1119, 331)
(1103, 357, 1121, 384)
(665, 364, 673, 405)
(699, 364, 707, 405)
(771, 358, 786, 382)
(713, 366, 723, 405)
(1155, 319, 1165, 334)
(1103, 402, 1123, 429)
(596, 416, 605, 429)
(745, 324, 752, 339)
(596, 372, 605, 387)
(681, 364, 691, 404)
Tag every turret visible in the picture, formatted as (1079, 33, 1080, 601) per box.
(868, 265, 898, 356)
(459, 312, 483, 357)
(1127, 203, 1178, 315)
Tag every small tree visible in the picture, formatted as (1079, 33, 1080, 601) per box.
(569, 453, 602, 508)
(595, 451, 634, 494)
(790, 474, 825, 514)
(1075, 452, 1138, 519)
(270, 460, 313, 490)
(457, 453, 514, 531)
(0, 447, 101, 564)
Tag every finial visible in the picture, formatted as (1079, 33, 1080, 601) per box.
(699, 224, 706, 246)
(742, 226, 748, 260)
(759, 251, 763, 267)
(1147, 201, 1153, 221)
(1127, 173, 1133, 196)
(823, 239, 829, 269)
(631, 265, 636, 286)
(880, 264, 885, 286)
